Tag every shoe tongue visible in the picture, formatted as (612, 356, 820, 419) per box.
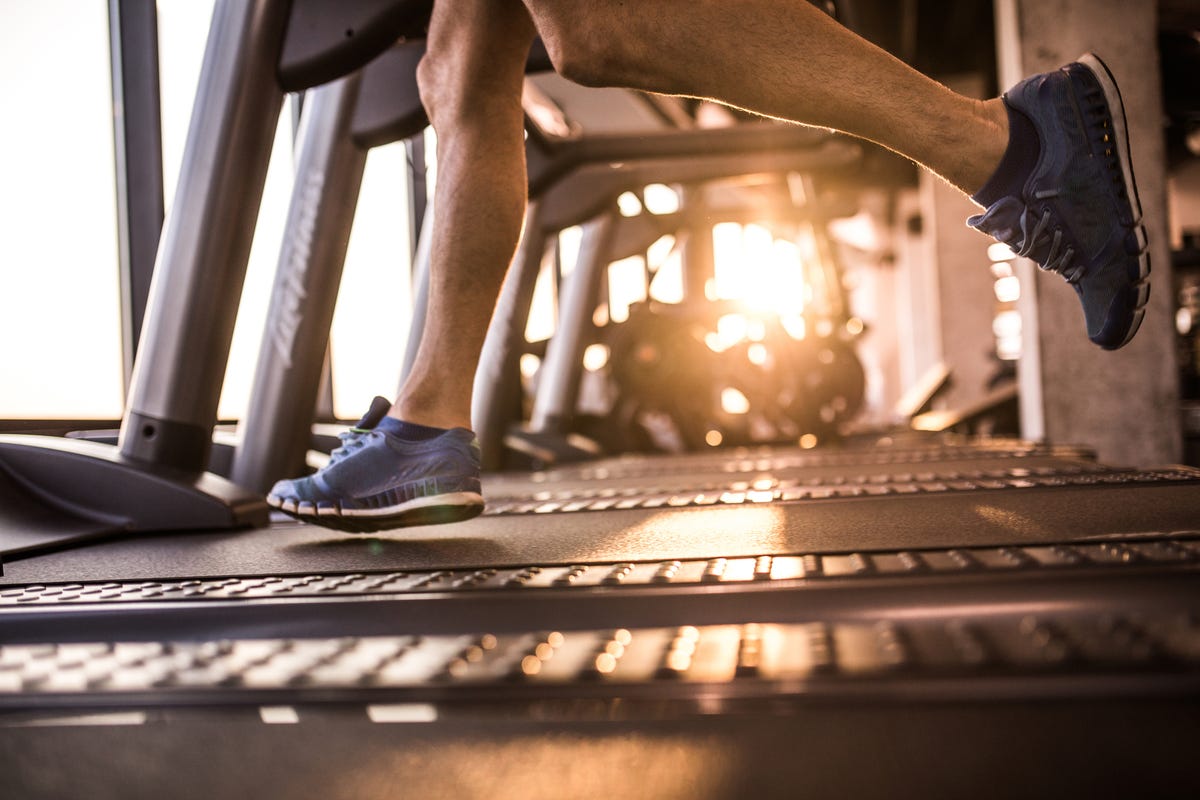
(967, 196, 1023, 241)
(356, 396, 392, 430)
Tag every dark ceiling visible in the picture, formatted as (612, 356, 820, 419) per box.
(839, 0, 999, 95)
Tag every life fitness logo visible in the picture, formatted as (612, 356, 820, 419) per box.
(269, 170, 326, 368)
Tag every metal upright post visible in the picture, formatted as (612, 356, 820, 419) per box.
(529, 213, 616, 434)
(679, 185, 713, 308)
(473, 204, 550, 469)
(406, 133, 429, 260)
(396, 132, 432, 385)
(399, 208, 435, 385)
(107, 0, 165, 393)
(119, 0, 293, 471)
(231, 74, 369, 494)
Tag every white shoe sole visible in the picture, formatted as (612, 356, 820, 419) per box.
(268, 491, 485, 533)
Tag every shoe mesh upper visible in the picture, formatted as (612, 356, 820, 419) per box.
(967, 56, 1147, 348)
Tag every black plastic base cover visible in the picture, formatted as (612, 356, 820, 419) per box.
(0, 465, 119, 559)
(0, 435, 269, 558)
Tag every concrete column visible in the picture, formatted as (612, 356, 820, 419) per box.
(999, 0, 1181, 466)
(892, 187, 943, 394)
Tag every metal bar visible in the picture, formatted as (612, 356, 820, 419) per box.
(231, 74, 369, 494)
(472, 205, 549, 469)
(398, 206, 434, 386)
(289, 91, 305, 137)
(529, 213, 616, 434)
(107, 0, 165, 395)
(406, 132, 428, 260)
(119, 0, 292, 470)
(679, 186, 712, 306)
(293, 89, 339, 426)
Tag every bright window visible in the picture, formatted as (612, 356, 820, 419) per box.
(0, 2, 418, 423)
(0, 2, 123, 418)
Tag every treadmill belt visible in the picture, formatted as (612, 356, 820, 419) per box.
(484, 453, 1105, 496)
(3, 534, 1196, 606)
(5, 478, 1200, 584)
(483, 467, 1200, 515)
(3, 609, 1197, 710)
(522, 438, 1094, 482)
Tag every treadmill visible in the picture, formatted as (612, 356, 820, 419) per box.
(2, 2, 1198, 798)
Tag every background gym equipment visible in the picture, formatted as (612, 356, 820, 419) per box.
(468, 90, 864, 469)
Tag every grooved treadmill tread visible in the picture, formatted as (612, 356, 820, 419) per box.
(4, 481, 1199, 584)
(482, 454, 1106, 500)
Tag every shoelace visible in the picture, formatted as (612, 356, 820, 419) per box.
(329, 428, 378, 464)
(326, 397, 392, 466)
(1015, 196, 1083, 283)
(1012, 75, 1126, 284)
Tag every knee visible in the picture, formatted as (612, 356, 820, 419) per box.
(531, 4, 637, 89)
(416, 17, 533, 129)
(415, 47, 462, 129)
(540, 28, 612, 88)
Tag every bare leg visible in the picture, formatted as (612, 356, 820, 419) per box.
(524, 0, 1007, 195)
(391, 0, 536, 429)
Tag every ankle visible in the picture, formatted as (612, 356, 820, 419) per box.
(388, 398, 472, 431)
(376, 416, 454, 440)
(967, 98, 1015, 197)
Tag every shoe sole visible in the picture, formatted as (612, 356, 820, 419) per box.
(1077, 53, 1150, 350)
(268, 491, 485, 534)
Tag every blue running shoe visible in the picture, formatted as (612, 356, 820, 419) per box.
(968, 53, 1150, 350)
(267, 400, 484, 533)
